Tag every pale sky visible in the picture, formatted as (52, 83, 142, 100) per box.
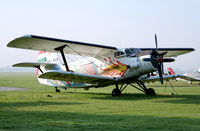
(0, 0, 199, 72)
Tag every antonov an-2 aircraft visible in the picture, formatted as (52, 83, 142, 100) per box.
(7, 35, 194, 96)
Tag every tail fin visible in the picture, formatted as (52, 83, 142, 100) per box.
(167, 67, 176, 75)
(37, 51, 61, 86)
(38, 51, 60, 63)
(37, 51, 61, 76)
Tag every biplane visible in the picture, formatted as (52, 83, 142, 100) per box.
(7, 34, 194, 96)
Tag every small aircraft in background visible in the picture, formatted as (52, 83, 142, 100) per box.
(168, 67, 200, 84)
(7, 34, 194, 96)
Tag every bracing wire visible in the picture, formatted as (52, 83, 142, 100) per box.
(66, 45, 101, 68)
(63, 45, 103, 75)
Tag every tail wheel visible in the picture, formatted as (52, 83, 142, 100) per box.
(55, 87, 61, 92)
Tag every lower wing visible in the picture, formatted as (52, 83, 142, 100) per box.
(179, 75, 200, 81)
(38, 71, 117, 87)
(142, 74, 184, 83)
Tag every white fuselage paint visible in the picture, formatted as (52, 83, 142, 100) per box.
(37, 52, 157, 88)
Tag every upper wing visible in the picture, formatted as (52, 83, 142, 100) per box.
(7, 35, 117, 59)
(142, 74, 184, 83)
(38, 70, 117, 86)
(7, 35, 194, 59)
(140, 48, 194, 57)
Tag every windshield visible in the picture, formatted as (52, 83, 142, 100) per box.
(125, 48, 141, 57)
(114, 51, 126, 58)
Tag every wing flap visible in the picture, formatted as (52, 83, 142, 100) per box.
(38, 71, 117, 86)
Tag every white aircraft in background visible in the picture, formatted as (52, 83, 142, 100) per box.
(7, 34, 194, 96)
(168, 67, 200, 84)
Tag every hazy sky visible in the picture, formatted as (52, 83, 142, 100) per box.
(0, 0, 199, 72)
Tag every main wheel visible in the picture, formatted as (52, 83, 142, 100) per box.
(112, 88, 121, 96)
(146, 88, 156, 95)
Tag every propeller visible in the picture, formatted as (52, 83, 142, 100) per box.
(143, 34, 175, 84)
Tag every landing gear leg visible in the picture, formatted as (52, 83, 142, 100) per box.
(111, 81, 156, 96)
(112, 83, 129, 96)
(130, 81, 156, 95)
(140, 81, 155, 95)
(55, 87, 61, 92)
(112, 83, 121, 96)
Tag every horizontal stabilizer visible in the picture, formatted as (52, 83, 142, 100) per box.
(13, 62, 60, 70)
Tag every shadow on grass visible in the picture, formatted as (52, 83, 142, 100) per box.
(91, 93, 158, 101)
(64, 91, 154, 101)
(0, 109, 200, 130)
(65, 91, 200, 105)
(155, 94, 200, 105)
(103, 94, 200, 105)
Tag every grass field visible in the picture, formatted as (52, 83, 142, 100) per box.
(0, 72, 200, 131)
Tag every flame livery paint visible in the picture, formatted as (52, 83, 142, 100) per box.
(102, 57, 128, 77)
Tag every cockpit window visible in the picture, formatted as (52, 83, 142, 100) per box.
(125, 48, 141, 57)
(125, 49, 132, 57)
(114, 51, 126, 58)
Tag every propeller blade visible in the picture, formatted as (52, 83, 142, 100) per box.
(157, 64, 164, 84)
(161, 63, 164, 74)
(162, 58, 175, 62)
(155, 34, 158, 51)
(157, 58, 175, 63)
(143, 58, 152, 62)
(160, 52, 167, 56)
(150, 34, 174, 84)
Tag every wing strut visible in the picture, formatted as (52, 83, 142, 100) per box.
(54, 45, 70, 71)
(33, 65, 43, 73)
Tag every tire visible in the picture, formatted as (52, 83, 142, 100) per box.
(112, 88, 121, 96)
(146, 88, 156, 95)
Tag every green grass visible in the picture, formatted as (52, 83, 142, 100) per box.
(0, 72, 200, 130)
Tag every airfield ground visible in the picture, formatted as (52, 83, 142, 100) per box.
(0, 72, 200, 130)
